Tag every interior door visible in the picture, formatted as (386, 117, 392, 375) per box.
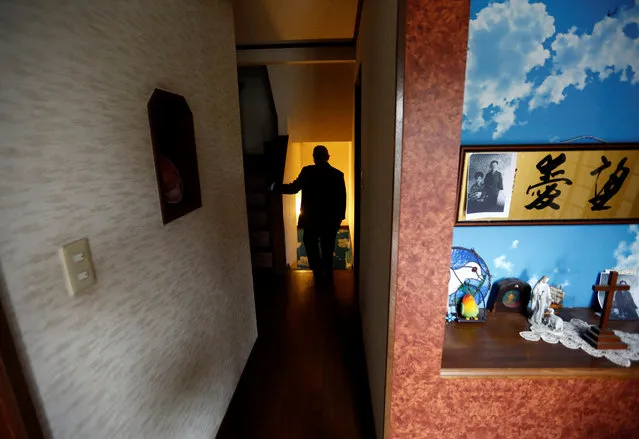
(354, 67, 363, 280)
(0, 298, 45, 439)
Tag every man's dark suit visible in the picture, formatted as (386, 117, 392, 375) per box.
(280, 162, 346, 274)
(483, 170, 503, 211)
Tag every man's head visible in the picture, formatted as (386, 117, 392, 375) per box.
(489, 160, 498, 172)
(313, 145, 330, 164)
(474, 171, 484, 184)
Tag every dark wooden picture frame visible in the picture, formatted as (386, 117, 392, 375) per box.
(148, 89, 202, 224)
(455, 143, 639, 226)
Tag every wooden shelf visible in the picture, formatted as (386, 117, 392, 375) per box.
(440, 308, 639, 379)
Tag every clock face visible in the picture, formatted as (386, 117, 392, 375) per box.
(502, 290, 520, 308)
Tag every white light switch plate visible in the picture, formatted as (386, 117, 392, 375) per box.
(59, 238, 96, 296)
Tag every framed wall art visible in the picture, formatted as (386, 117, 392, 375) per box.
(455, 144, 639, 226)
(148, 88, 202, 224)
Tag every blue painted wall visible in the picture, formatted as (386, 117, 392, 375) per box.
(453, 0, 639, 307)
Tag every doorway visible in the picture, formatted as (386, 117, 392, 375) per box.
(219, 61, 375, 439)
(354, 66, 362, 282)
(0, 294, 46, 439)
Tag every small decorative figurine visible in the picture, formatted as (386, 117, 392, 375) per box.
(449, 247, 491, 317)
(529, 276, 552, 325)
(460, 293, 479, 320)
(544, 308, 564, 331)
(549, 284, 565, 309)
(448, 261, 483, 312)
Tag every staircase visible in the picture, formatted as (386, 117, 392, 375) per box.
(243, 136, 288, 274)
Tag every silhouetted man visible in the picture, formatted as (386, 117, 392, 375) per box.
(274, 145, 346, 280)
(483, 160, 503, 211)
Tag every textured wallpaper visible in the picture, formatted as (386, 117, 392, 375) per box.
(0, 1, 257, 438)
(389, 0, 639, 438)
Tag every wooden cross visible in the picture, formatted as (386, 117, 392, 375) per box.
(582, 271, 629, 350)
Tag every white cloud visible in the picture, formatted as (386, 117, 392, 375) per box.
(511, 240, 519, 249)
(549, 136, 560, 143)
(553, 267, 559, 273)
(463, 1, 639, 138)
(494, 255, 514, 273)
(614, 225, 639, 273)
(559, 280, 570, 288)
(529, 4, 639, 110)
(463, 0, 555, 139)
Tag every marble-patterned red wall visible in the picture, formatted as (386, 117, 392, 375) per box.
(389, 0, 639, 438)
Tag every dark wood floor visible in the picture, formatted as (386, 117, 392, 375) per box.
(216, 270, 376, 439)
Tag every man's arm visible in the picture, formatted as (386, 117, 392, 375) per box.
(278, 168, 306, 194)
(497, 172, 503, 190)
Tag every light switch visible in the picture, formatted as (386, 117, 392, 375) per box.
(59, 238, 96, 296)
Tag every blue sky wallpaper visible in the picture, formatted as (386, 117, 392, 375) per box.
(453, 0, 639, 307)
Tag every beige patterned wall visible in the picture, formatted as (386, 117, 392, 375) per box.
(0, 1, 256, 438)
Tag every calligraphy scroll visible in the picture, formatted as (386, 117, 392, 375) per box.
(456, 144, 639, 225)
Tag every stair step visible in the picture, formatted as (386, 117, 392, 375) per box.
(246, 193, 268, 208)
(248, 211, 269, 229)
(244, 154, 267, 171)
(252, 252, 273, 268)
(251, 245, 272, 253)
(250, 230, 271, 249)
(245, 173, 267, 190)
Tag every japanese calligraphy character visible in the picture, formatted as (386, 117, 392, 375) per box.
(589, 156, 630, 211)
(525, 184, 563, 210)
(525, 153, 573, 210)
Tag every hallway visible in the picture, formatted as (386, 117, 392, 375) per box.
(216, 270, 376, 439)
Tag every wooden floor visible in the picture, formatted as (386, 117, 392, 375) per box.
(216, 270, 376, 439)
(441, 308, 639, 378)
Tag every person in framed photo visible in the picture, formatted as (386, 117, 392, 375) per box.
(483, 160, 503, 212)
(467, 171, 486, 213)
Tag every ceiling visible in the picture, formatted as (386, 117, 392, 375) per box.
(233, 0, 359, 46)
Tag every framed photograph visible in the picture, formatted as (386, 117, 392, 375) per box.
(597, 270, 639, 321)
(148, 89, 202, 224)
(465, 152, 517, 219)
(456, 144, 639, 225)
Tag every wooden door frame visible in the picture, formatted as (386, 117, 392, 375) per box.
(0, 296, 46, 439)
(353, 66, 363, 283)
(383, 0, 407, 436)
